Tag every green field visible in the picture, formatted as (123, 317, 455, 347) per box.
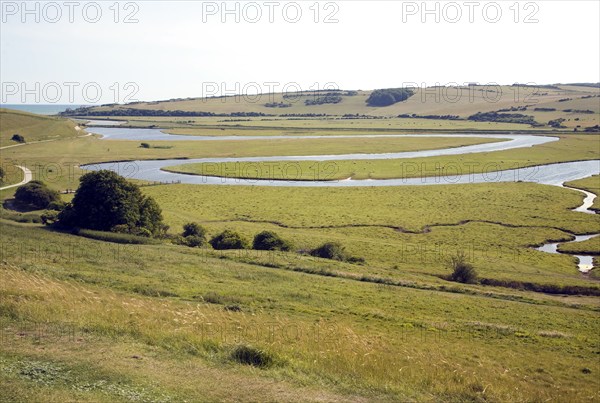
(0, 108, 81, 147)
(164, 134, 598, 181)
(80, 85, 600, 129)
(1, 103, 600, 402)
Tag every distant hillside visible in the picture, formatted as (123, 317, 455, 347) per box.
(62, 84, 600, 129)
(0, 108, 80, 146)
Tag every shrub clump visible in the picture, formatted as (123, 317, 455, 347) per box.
(448, 252, 478, 284)
(210, 229, 249, 250)
(14, 180, 60, 209)
(230, 344, 274, 368)
(181, 222, 207, 247)
(11, 134, 25, 143)
(253, 230, 292, 251)
(310, 242, 364, 263)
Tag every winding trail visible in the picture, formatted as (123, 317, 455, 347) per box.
(0, 166, 33, 190)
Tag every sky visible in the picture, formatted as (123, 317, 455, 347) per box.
(1, 0, 599, 104)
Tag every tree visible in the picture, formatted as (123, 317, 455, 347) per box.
(57, 170, 165, 236)
(14, 180, 60, 209)
(253, 230, 292, 251)
(210, 229, 249, 250)
(448, 252, 478, 284)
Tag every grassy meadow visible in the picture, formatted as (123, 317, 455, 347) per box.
(163, 134, 598, 181)
(1, 103, 599, 402)
(0, 109, 81, 147)
(85, 85, 599, 127)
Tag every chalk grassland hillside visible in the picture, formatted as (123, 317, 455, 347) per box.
(1, 99, 599, 401)
(75, 84, 600, 129)
(0, 108, 80, 147)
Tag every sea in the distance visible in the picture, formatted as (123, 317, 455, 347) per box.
(0, 104, 91, 115)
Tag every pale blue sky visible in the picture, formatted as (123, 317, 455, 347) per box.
(1, 1, 599, 104)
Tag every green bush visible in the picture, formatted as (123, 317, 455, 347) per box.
(448, 252, 478, 284)
(310, 242, 349, 261)
(183, 222, 206, 238)
(47, 200, 66, 211)
(209, 230, 249, 250)
(14, 181, 60, 209)
(230, 344, 274, 368)
(184, 235, 205, 247)
(252, 230, 292, 251)
(179, 222, 207, 247)
(11, 134, 25, 143)
(41, 210, 60, 225)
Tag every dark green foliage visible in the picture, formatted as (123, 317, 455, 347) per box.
(305, 94, 342, 106)
(47, 200, 66, 211)
(180, 222, 207, 247)
(366, 88, 414, 107)
(184, 235, 205, 247)
(132, 285, 179, 297)
(11, 134, 25, 143)
(264, 102, 292, 108)
(230, 345, 274, 368)
(468, 111, 538, 125)
(201, 292, 242, 305)
(563, 109, 594, 114)
(310, 242, 350, 261)
(76, 228, 160, 244)
(61, 107, 268, 118)
(209, 229, 249, 250)
(57, 170, 165, 237)
(548, 118, 566, 128)
(398, 113, 461, 120)
(14, 181, 60, 209)
(182, 222, 206, 238)
(253, 230, 292, 251)
(40, 210, 59, 225)
(448, 252, 478, 284)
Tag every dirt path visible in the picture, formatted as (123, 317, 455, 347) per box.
(0, 165, 33, 190)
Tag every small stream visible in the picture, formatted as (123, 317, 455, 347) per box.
(535, 186, 599, 273)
